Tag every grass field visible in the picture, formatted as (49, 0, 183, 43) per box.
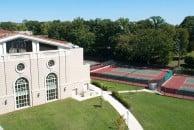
(93, 80, 194, 129)
(0, 98, 125, 130)
(94, 79, 142, 91)
(120, 92, 194, 130)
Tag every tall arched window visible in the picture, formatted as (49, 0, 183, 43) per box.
(15, 78, 30, 108)
(46, 73, 58, 101)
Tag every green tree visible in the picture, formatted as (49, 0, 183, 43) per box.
(41, 22, 51, 35)
(175, 28, 189, 67)
(136, 29, 174, 65)
(87, 18, 120, 59)
(149, 16, 166, 29)
(48, 20, 69, 40)
(136, 19, 153, 30)
(66, 18, 95, 55)
(24, 20, 42, 35)
(115, 18, 131, 34)
(0, 22, 17, 31)
(113, 34, 138, 63)
(67, 29, 95, 55)
(16, 23, 27, 31)
(180, 16, 194, 51)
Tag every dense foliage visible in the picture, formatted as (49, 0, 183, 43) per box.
(180, 16, 194, 51)
(112, 91, 131, 109)
(91, 80, 108, 91)
(0, 16, 192, 66)
(184, 56, 194, 68)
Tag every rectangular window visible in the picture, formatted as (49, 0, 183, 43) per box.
(6, 38, 32, 53)
(39, 42, 58, 51)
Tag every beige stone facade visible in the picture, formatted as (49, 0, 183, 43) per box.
(0, 31, 90, 114)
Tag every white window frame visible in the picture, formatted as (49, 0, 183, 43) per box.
(15, 77, 30, 108)
(46, 73, 58, 101)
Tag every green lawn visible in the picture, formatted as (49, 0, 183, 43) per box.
(120, 92, 194, 130)
(93, 80, 142, 91)
(0, 98, 125, 130)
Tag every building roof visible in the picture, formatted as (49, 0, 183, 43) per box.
(0, 29, 70, 46)
(0, 29, 16, 39)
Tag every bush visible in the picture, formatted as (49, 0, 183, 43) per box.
(91, 81, 108, 91)
(174, 67, 194, 76)
(115, 115, 126, 130)
(185, 56, 194, 68)
(112, 91, 131, 109)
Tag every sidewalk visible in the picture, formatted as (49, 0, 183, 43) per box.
(118, 89, 159, 94)
(102, 91, 143, 130)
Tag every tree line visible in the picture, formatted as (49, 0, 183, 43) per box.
(0, 16, 194, 66)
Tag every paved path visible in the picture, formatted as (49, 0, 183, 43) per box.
(102, 91, 143, 130)
(118, 89, 161, 95)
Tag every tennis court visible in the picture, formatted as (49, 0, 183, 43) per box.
(91, 65, 170, 87)
(161, 75, 194, 97)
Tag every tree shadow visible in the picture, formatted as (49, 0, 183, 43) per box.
(93, 104, 102, 108)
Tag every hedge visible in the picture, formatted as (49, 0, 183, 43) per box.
(173, 67, 194, 76)
(92, 81, 131, 109)
(91, 81, 108, 91)
(112, 91, 131, 109)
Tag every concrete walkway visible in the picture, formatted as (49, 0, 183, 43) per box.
(118, 89, 161, 95)
(102, 91, 143, 130)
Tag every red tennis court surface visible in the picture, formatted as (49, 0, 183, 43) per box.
(91, 65, 169, 87)
(161, 75, 194, 97)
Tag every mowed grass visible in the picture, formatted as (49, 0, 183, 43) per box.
(0, 98, 123, 130)
(120, 92, 194, 130)
(94, 80, 142, 91)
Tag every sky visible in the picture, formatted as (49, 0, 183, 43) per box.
(0, 0, 194, 25)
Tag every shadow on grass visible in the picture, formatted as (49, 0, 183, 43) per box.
(93, 104, 102, 108)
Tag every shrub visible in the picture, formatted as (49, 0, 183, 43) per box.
(185, 56, 194, 68)
(174, 67, 194, 76)
(91, 81, 108, 91)
(115, 115, 126, 130)
(112, 91, 131, 109)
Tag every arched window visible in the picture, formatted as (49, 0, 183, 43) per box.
(46, 73, 58, 100)
(15, 78, 30, 108)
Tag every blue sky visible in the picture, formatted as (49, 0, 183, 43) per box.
(0, 0, 193, 25)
